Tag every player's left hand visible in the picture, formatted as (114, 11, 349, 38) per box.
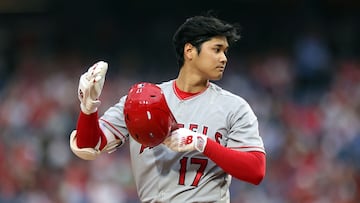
(163, 128, 207, 152)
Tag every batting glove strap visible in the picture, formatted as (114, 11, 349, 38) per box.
(80, 101, 100, 115)
(194, 134, 207, 152)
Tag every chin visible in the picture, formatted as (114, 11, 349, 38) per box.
(210, 75, 223, 81)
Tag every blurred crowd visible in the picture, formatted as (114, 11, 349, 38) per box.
(0, 3, 360, 203)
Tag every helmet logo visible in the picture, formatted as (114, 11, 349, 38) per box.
(146, 111, 152, 120)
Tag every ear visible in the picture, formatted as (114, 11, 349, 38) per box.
(184, 43, 195, 61)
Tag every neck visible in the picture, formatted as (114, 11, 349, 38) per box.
(176, 69, 209, 93)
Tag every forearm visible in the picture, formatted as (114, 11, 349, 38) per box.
(76, 111, 107, 150)
(162, 128, 266, 184)
(203, 139, 266, 185)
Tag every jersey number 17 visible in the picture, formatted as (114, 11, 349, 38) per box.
(178, 156, 208, 187)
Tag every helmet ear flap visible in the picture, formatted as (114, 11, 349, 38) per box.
(124, 82, 177, 147)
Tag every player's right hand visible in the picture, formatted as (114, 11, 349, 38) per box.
(163, 128, 208, 153)
(78, 61, 108, 114)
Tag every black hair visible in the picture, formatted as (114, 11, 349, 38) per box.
(172, 14, 241, 68)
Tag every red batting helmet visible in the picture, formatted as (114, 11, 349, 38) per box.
(124, 82, 178, 147)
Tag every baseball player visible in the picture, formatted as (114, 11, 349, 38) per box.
(70, 15, 266, 203)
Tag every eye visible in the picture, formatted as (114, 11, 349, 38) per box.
(214, 48, 220, 53)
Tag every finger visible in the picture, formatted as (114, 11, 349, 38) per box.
(88, 67, 107, 84)
(94, 75, 102, 83)
(162, 136, 173, 145)
(87, 77, 96, 91)
(83, 71, 91, 81)
(91, 66, 102, 76)
(87, 64, 97, 76)
(92, 61, 108, 76)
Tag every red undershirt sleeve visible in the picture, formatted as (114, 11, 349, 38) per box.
(203, 138, 266, 185)
(76, 111, 107, 150)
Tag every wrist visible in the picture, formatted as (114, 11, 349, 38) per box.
(80, 102, 98, 115)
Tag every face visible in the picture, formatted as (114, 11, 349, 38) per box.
(189, 36, 229, 81)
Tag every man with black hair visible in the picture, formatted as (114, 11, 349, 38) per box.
(70, 15, 266, 202)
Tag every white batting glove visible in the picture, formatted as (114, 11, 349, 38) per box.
(78, 61, 108, 114)
(163, 128, 208, 152)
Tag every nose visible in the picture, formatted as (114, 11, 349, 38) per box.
(220, 52, 227, 64)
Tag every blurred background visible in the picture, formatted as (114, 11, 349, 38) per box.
(0, 0, 359, 202)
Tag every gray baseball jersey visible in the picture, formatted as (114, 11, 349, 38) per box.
(99, 80, 265, 203)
